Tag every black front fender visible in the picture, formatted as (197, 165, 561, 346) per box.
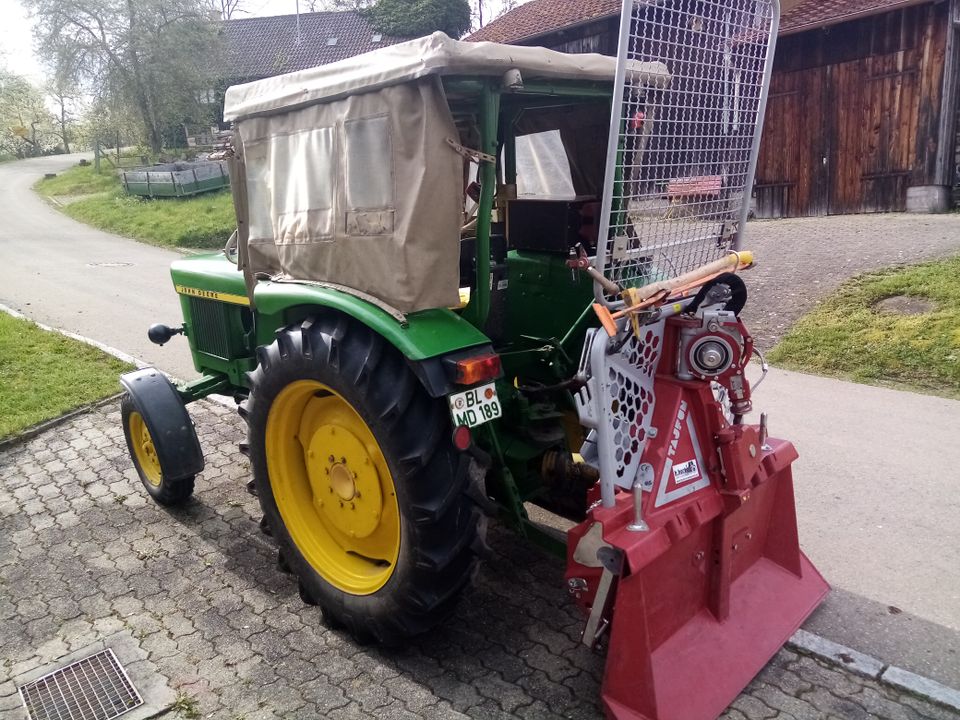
(120, 368, 204, 481)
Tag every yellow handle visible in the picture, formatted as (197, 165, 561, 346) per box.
(623, 251, 753, 307)
(593, 251, 755, 337)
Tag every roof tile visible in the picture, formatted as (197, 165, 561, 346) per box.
(220, 11, 408, 82)
(780, 0, 923, 33)
(466, 0, 923, 45)
(467, 0, 617, 43)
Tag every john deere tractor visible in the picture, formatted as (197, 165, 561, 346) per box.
(121, 5, 827, 717)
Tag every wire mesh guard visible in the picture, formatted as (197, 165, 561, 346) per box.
(18, 649, 143, 720)
(598, 0, 777, 298)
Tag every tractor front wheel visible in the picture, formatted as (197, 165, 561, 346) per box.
(243, 316, 486, 645)
(121, 395, 196, 506)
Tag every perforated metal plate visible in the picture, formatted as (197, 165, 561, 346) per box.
(18, 649, 143, 720)
(576, 325, 664, 505)
(597, 0, 779, 299)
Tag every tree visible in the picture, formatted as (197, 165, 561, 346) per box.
(47, 81, 76, 153)
(44, 50, 84, 154)
(364, 0, 470, 37)
(0, 70, 58, 158)
(206, 0, 243, 20)
(470, 0, 516, 31)
(303, 0, 372, 12)
(74, 92, 141, 152)
(26, 0, 221, 154)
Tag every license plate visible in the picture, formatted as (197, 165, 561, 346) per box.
(448, 383, 502, 428)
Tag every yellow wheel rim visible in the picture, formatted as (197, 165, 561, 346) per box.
(129, 411, 162, 487)
(265, 381, 401, 595)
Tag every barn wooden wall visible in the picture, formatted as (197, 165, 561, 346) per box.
(524, 18, 619, 55)
(526, 4, 951, 218)
(755, 3, 950, 217)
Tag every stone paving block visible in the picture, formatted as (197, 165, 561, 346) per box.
(899, 693, 960, 720)
(749, 682, 816, 719)
(328, 700, 378, 719)
(383, 674, 446, 714)
(0, 400, 957, 720)
(730, 692, 781, 720)
(421, 701, 472, 720)
(373, 699, 431, 720)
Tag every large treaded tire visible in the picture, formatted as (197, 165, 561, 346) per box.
(243, 314, 486, 645)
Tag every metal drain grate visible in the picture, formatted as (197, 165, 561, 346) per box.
(18, 649, 143, 720)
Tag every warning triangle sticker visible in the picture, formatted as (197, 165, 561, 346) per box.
(654, 400, 711, 508)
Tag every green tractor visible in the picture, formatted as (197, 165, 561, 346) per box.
(122, 7, 827, 718)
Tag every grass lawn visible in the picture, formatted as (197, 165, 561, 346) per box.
(35, 164, 236, 250)
(35, 164, 118, 196)
(0, 313, 134, 439)
(769, 256, 960, 398)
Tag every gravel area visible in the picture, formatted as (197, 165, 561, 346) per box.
(742, 213, 960, 349)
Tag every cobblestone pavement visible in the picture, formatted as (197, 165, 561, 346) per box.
(1, 400, 958, 720)
(744, 213, 960, 349)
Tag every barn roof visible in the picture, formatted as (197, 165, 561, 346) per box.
(780, 0, 930, 33)
(466, 0, 618, 45)
(466, 0, 928, 44)
(219, 11, 408, 82)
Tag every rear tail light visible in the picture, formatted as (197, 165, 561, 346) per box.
(452, 425, 472, 451)
(452, 353, 501, 386)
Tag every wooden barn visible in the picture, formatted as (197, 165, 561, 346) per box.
(468, 0, 960, 217)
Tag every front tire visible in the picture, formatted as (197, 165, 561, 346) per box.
(121, 394, 195, 506)
(244, 315, 485, 645)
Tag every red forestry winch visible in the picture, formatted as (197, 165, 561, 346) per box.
(567, 273, 828, 719)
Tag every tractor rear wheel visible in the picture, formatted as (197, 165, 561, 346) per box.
(121, 395, 195, 506)
(243, 315, 485, 645)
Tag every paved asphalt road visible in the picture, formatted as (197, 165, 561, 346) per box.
(761, 369, 960, 687)
(0, 154, 199, 380)
(2, 154, 959, 689)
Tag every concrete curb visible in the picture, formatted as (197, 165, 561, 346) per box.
(0, 302, 143, 368)
(0, 393, 125, 452)
(788, 628, 960, 712)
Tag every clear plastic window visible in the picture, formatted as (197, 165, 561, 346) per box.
(514, 130, 576, 198)
(244, 140, 272, 242)
(344, 116, 393, 210)
(271, 127, 335, 213)
(269, 127, 336, 241)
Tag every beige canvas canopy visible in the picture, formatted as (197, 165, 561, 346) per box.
(226, 33, 670, 313)
(224, 32, 669, 121)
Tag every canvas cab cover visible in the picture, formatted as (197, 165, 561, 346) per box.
(223, 32, 669, 313)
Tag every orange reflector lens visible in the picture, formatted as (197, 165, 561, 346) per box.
(453, 353, 501, 385)
(452, 425, 472, 451)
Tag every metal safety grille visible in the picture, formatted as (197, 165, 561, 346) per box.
(576, 325, 664, 502)
(597, 0, 778, 299)
(18, 649, 143, 720)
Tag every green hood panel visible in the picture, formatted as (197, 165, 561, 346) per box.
(170, 253, 248, 305)
(168, 254, 489, 362)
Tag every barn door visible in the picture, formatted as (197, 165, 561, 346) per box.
(757, 47, 924, 217)
(827, 51, 921, 214)
(755, 66, 830, 217)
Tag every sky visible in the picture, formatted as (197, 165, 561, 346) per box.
(0, 0, 43, 82)
(0, 0, 518, 87)
(0, 0, 311, 83)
